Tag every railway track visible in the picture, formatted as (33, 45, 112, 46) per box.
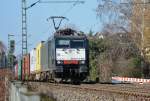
(27, 82, 150, 98)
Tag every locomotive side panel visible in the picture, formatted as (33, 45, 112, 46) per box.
(41, 42, 49, 72)
(48, 38, 56, 71)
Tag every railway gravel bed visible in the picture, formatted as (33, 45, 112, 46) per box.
(27, 82, 150, 101)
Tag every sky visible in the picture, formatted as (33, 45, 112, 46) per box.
(0, 0, 102, 55)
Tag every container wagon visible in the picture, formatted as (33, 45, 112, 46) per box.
(30, 48, 36, 80)
(22, 54, 30, 80)
(35, 41, 45, 80)
(15, 63, 18, 80)
(18, 59, 22, 80)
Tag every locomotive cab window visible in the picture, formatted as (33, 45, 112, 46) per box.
(71, 40, 84, 48)
(56, 39, 85, 48)
(56, 40, 70, 48)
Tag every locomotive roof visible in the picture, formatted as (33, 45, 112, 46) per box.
(48, 28, 87, 40)
(54, 35, 87, 39)
(54, 28, 86, 37)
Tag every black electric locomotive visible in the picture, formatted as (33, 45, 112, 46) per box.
(41, 28, 89, 83)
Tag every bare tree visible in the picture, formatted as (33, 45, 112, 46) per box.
(97, 0, 132, 33)
(97, 0, 150, 52)
(96, 0, 150, 79)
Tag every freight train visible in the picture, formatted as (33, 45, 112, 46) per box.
(15, 28, 89, 83)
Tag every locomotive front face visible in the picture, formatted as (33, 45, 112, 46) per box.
(55, 37, 87, 66)
(54, 36, 89, 81)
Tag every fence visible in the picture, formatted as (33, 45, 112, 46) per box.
(112, 76, 150, 84)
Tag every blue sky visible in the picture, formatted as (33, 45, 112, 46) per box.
(0, 0, 102, 55)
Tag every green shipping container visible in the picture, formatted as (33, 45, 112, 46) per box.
(18, 59, 22, 80)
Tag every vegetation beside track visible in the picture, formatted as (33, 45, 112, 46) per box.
(88, 32, 143, 82)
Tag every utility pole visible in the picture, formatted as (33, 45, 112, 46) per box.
(47, 16, 69, 31)
(21, 0, 84, 56)
(22, 0, 27, 56)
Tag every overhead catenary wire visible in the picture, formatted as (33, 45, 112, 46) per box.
(62, 0, 85, 16)
(39, 0, 84, 4)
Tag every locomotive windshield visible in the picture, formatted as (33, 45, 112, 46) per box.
(71, 40, 84, 48)
(56, 40, 70, 48)
(59, 40, 70, 45)
(56, 39, 85, 48)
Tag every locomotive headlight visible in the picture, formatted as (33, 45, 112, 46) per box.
(80, 60, 85, 64)
(57, 60, 61, 64)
